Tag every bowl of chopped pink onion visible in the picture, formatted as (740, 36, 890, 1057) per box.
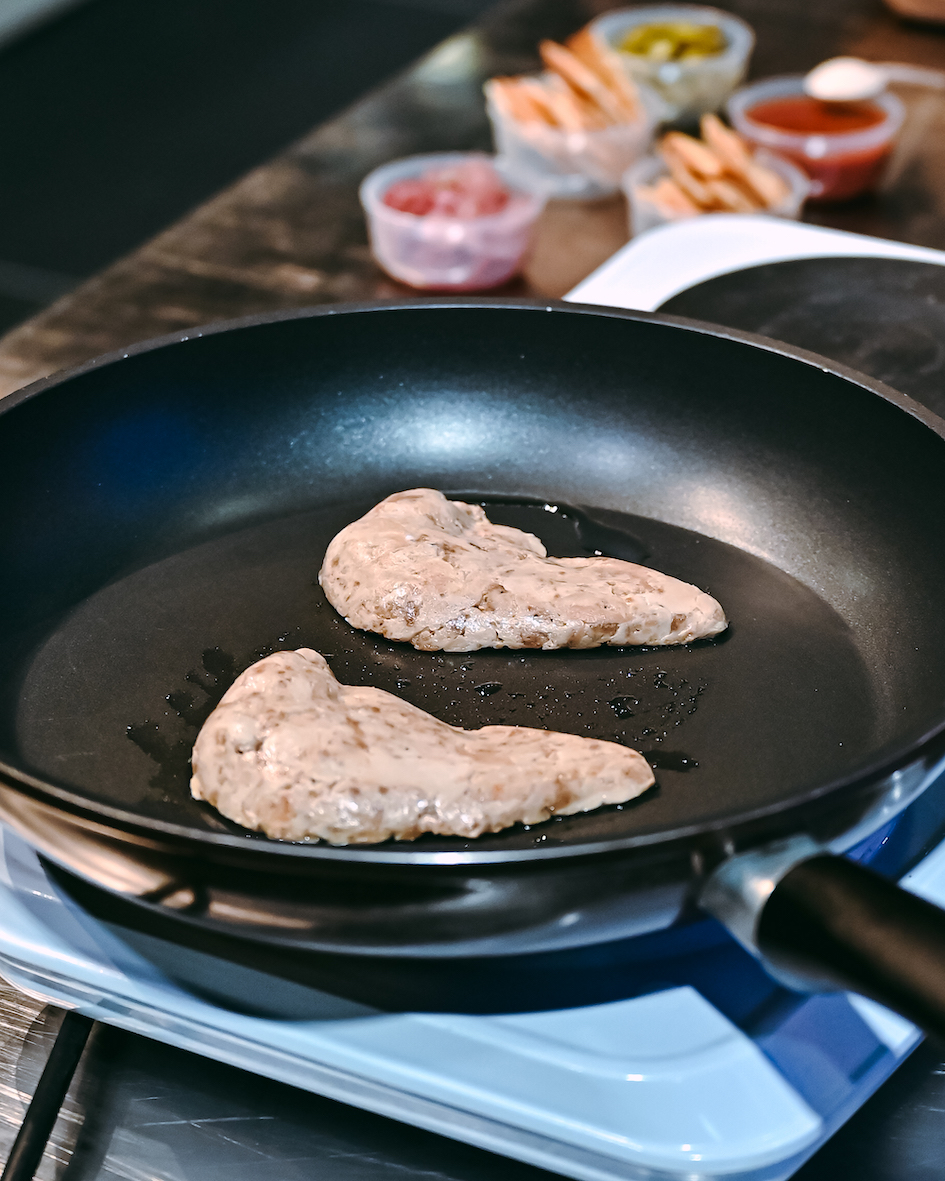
(359, 152, 545, 291)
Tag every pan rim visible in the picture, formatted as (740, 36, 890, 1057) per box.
(3, 297, 945, 866)
(5, 295, 945, 441)
(1, 736, 943, 865)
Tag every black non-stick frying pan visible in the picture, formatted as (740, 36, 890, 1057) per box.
(3, 302, 945, 1027)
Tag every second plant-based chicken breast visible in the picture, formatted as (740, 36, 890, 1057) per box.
(319, 488, 727, 652)
(191, 648, 655, 844)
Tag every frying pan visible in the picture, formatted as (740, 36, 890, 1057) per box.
(3, 301, 945, 1027)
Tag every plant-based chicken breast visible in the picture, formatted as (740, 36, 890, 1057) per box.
(191, 648, 655, 844)
(319, 488, 727, 652)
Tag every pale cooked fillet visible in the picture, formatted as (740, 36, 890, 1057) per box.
(190, 649, 655, 844)
(318, 488, 727, 653)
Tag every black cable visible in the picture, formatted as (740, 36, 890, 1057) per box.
(1, 1010, 95, 1181)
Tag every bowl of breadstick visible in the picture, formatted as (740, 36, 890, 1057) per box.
(485, 29, 662, 198)
(623, 113, 809, 235)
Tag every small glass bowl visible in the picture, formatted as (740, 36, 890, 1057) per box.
(359, 153, 544, 291)
(591, 4, 755, 125)
(485, 79, 659, 199)
(623, 149, 810, 236)
(727, 76, 905, 203)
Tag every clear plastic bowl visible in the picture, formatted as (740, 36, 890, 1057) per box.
(727, 76, 905, 202)
(623, 149, 810, 235)
(591, 5, 755, 124)
(359, 153, 544, 291)
(485, 79, 659, 199)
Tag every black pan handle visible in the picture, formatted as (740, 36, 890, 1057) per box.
(701, 837, 945, 1038)
(758, 854, 945, 1038)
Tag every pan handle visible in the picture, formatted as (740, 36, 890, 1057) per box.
(702, 837, 945, 1039)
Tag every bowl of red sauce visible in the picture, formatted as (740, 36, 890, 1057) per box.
(727, 75, 905, 202)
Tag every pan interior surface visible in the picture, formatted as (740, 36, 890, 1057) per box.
(14, 498, 874, 852)
(2, 304, 945, 859)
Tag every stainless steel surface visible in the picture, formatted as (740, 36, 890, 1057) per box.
(0, 983, 558, 1181)
(0, 975, 944, 1180)
(701, 835, 825, 957)
(0, 1002, 78, 1181)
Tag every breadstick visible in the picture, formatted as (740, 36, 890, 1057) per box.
(659, 140, 717, 208)
(541, 73, 595, 131)
(546, 73, 611, 130)
(720, 148, 791, 208)
(539, 39, 625, 124)
(566, 27, 641, 119)
(737, 158, 790, 207)
(515, 77, 571, 126)
(641, 177, 701, 216)
(574, 93, 611, 130)
(662, 131, 724, 178)
(488, 78, 553, 125)
(704, 177, 761, 213)
(700, 113, 753, 171)
(701, 113, 791, 207)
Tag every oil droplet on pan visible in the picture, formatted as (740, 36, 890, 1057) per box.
(643, 750, 699, 772)
(608, 695, 638, 719)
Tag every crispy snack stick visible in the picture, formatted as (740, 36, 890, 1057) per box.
(655, 118, 791, 214)
(704, 177, 761, 212)
(659, 139, 718, 207)
(738, 155, 790, 206)
(517, 76, 576, 125)
(700, 113, 753, 170)
(541, 72, 602, 131)
(488, 77, 555, 124)
(644, 113, 795, 222)
(662, 131, 724, 178)
(486, 24, 646, 134)
(701, 114, 790, 206)
(488, 73, 611, 132)
(539, 39, 627, 124)
(490, 74, 594, 131)
(638, 176, 701, 217)
(548, 73, 611, 131)
(566, 27, 642, 119)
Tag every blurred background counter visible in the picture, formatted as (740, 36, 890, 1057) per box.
(0, 0, 945, 395)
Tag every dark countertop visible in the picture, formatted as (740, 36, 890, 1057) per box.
(2, 1, 945, 1178)
(2, 0, 945, 396)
